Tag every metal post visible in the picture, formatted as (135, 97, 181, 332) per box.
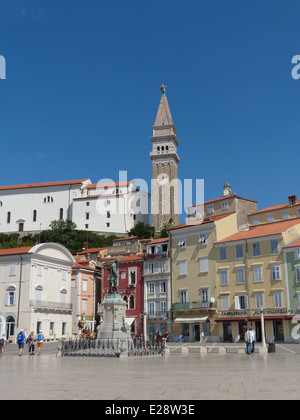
(260, 306, 268, 354)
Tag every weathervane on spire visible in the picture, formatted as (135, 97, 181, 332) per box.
(160, 83, 167, 96)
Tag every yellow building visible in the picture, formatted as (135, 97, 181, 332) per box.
(169, 185, 257, 342)
(248, 194, 300, 226)
(169, 212, 240, 342)
(215, 219, 300, 343)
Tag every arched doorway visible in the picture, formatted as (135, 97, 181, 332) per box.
(5, 315, 16, 339)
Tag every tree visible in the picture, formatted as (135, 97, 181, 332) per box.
(128, 221, 155, 239)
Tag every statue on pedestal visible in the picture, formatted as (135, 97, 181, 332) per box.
(107, 258, 120, 295)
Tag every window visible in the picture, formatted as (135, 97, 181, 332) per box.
(270, 239, 279, 255)
(235, 244, 244, 259)
(44, 196, 53, 203)
(199, 257, 208, 273)
(59, 208, 64, 220)
(267, 213, 274, 222)
(220, 269, 229, 285)
(148, 282, 155, 294)
(5, 287, 16, 306)
(201, 288, 209, 303)
(62, 322, 67, 336)
(222, 201, 228, 211)
(273, 291, 283, 308)
(271, 264, 281, 281)
(160, 281, 166, 293)
(7, 212, 11, 224)
(33, 210, 37, 222)
(149, 302, 155, 315)
(221, 295, 229, 310)
(252, 242, 261, 257)
(129, 295, 135, 309)
(60, 289, 67, 308)
(35, 286, 42, 304)
(253, 264, 263, 283)
(236, 267, 245, 284)
(282, 210, 290, 219)
(129, 268, 137, 285)
(9, 265, 16, 276)
(178, 237, 186, 248)
(179, 260, 187, 276)
(160, 301, 166, 316)
(180, 290, 188, 303)
(106, 223, 110, 227)
(296, 267, 300, 283)
(199, 233, 207, 245)
(85, 213, 90, 220)
(82, 300, 87, 313)
(85, 224, 89, 229)
(61, 270, 67, 281)
(253, 215, 260, 225)
(207, 204, 214, 214)
(235, 294, 248, 310)
(86, 202, 90, 207)
(37, 266, 43, 277)
(219, 247, 227, 261)
(82, 280, 87, 292)
(255, 293, 264, 309)
(107, 211, 110, 218)
(121, 271, 126, 279)
(295, 249, 300, 260)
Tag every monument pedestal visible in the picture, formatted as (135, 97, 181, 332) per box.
(97, 293, 130, 340)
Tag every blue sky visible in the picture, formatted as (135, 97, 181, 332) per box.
(1, 0, 300, 223)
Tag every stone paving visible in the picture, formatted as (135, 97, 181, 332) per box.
(0, 343, 300, 400)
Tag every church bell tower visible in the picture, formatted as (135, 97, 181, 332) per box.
(150, 85, 180, 232)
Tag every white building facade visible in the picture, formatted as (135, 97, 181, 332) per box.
(0, 179, 149, 235)
(0, 243, 75, 340)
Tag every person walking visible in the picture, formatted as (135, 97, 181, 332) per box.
(17, 329, 26, 356)
(245, 327, 252, 355)
(37, 330, 44, 356)
(0, 334, 6, 358)
(250, 327, 256, 353)
(27, 331, 35, 355)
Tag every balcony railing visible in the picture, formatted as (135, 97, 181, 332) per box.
(172, 301, 212, 311)
(147, 311, 168, 319)
(29, 300, 72, 311)
(146, 251, 169, 260)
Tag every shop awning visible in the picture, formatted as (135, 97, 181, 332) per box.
(174, 316, 208, 323)
(125, 317, 135, 326)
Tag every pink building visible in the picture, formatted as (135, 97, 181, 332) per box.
(100, 254, 145, 337)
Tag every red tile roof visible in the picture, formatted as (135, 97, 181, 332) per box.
(147, 237, 169, 245)
(0, 179, 89, 191)
(216, 219, 300, 244)
(250, 201, 300, 215)
(84, 182, 131, 190)
(169, 213, 235, 231)
(283, 238, 300, 248)
(0, 247, 33, 255)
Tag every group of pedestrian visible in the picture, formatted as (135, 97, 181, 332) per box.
(16, 329, 44, 357)
(245, 327, 256, 354)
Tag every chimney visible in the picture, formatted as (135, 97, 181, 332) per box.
(288, 195, 297, 206)
(82, 242, 88, 251)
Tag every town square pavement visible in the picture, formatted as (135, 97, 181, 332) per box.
(0, 342, 300, 400)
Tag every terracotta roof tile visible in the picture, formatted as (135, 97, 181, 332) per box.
(0, 179, 89, 191)
(216, 219, 300, 244)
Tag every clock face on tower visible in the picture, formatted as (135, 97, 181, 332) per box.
(156, 173, 169, 185)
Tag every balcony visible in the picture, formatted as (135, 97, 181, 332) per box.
(172, 301, 214, 311)
(146, 251, 169, 260)
(147, 311, 168, 320)
(29, 300, 72, 312)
